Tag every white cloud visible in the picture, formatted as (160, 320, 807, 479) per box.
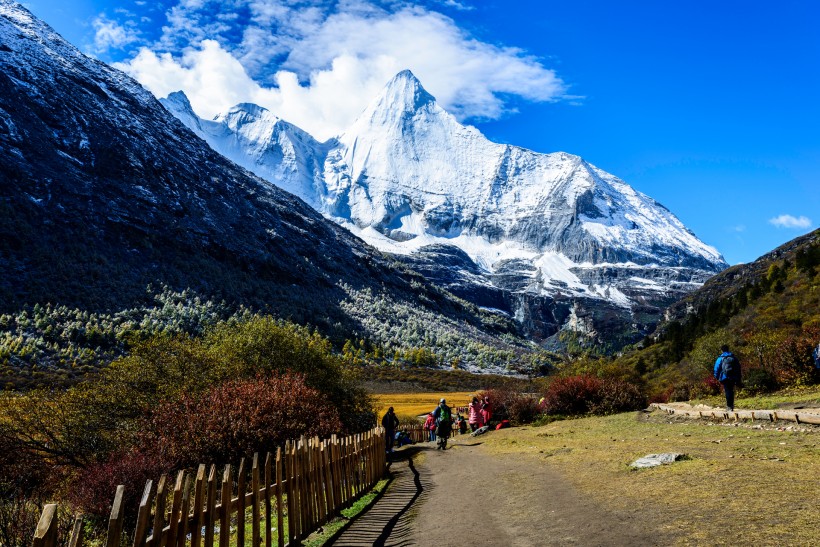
(115, 1, 568, 140)
(769, 214, 812, 229)
(92, 15, 139, 53)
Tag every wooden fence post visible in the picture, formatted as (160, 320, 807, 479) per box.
(33, 503, 58, 547)
(275, 448, 284, 547)
(132, 480, 155, 547)
(205, 465, 217, 547)
(177, 475, 191, 547)
(322, 441, 334, 517)
(284, 441, 295, 546)
(167, 471, 185, 547)
(151, 476, 167, 547)
(264, 453, 272, 547)
(192, 465, 206, 547)
(106, 485, 125, 547)
(252, 453, 261, 547)
(219, 465, 231, 547)
(236, 458, 246, 547)
(68, 514, 84, 547)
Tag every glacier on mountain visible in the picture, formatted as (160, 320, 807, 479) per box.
(161, 70, 727, 345)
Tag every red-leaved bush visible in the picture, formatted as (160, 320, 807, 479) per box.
(70, 372, 341, 519)
(478, 388, 541, 425)
(541, 375, 646, 416)
(142, 373, 342, 468)
(68, 448, 165, 523)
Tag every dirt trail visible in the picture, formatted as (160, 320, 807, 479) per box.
(331, 436, 673, 546)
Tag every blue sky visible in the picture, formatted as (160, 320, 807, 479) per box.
(24, 0, 820, 265)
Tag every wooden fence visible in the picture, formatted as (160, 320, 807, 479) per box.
(33, 428, 387, 547)
(401, 423, 468, 444)
(651, 403, 820, 425)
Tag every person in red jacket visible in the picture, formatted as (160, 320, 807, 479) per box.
(481, 396, 492, 427)
(468, 396, 484, 432)
(424, 412, 436, 442)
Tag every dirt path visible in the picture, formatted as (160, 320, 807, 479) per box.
(332, 436, 673, 546)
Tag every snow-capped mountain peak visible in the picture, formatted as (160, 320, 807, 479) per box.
(160, 70, 727, 346)
(361, 69, 437, 120)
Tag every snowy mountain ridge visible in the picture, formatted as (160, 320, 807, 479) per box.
(161, 70, 727, 346)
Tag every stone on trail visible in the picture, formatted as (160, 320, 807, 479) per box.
(630, 453, 686, 469)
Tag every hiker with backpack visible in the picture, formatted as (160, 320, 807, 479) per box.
(432, 398, 452, 450)
(714, 345, 742, 412)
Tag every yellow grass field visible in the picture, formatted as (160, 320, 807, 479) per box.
(373, 391, 476, 420)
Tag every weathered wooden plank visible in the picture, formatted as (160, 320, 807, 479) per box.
(68, 514, 84, 547)
(177, 475, 191, 547)
(150, 476, 167, 547)
(106, 485, 126, 547)
(204, 465, 217, 547)
(133, 480, 155, 547)
(284, 441, 296, 546)
(33, 503, 58, 547)
(275, 448, 284, 547)
(236, 458, 246, 547)
(252, 453, 261, 547)
(167, 471, 185, 547)
(264, 452, 272, 547)
(191, 465, 206, 547)
(220, 465, 231, 547)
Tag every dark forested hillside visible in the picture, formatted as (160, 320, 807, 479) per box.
(0, 2, 535, 377)
(614, 229, 820, 398)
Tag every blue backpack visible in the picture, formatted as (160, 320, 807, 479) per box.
(721, 354, 739, 379)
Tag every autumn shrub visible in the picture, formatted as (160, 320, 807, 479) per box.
(541, 375, 646, 416)
(0, 434, 70, 547)
(741, 367, 779, 394)
(478, 388, 541, 425)
(768, 329, 820, 386)
(68, 448, 166, 523)
(140, 373, 342, 469)
(588, 377, 646, 414)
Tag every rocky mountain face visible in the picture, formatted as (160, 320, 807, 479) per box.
(162, 71, 727, 349)
(0, 1, 532, 372)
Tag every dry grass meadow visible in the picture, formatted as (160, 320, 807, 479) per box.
(480, 407, 820, 546)
(372, 391, 475, 421)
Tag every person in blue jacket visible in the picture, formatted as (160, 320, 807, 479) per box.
(714, 345, 742, 411)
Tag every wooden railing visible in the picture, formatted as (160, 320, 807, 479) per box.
(33, 428, 387, 547)
(651, 403, 820, 425)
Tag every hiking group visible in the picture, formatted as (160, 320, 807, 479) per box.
(382, 395, 509, 455)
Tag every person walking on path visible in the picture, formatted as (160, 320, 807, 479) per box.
(468, 396, 484, 432)
(382, 407, 400, 453)
(424, 412, 436, 443)
(432, 398, 452, 450)
(714, 345, 742, 412)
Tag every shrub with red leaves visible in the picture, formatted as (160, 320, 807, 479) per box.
(70, 372, 341, 520)
(541, 375, 646, 416)
(477, 388, 541, 425)
(68, 448, 165, 524)
(141, 372, 342, 469)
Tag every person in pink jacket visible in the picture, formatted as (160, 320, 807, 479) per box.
(468, 396, 484, 432)
(424, 412, 436, 442)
